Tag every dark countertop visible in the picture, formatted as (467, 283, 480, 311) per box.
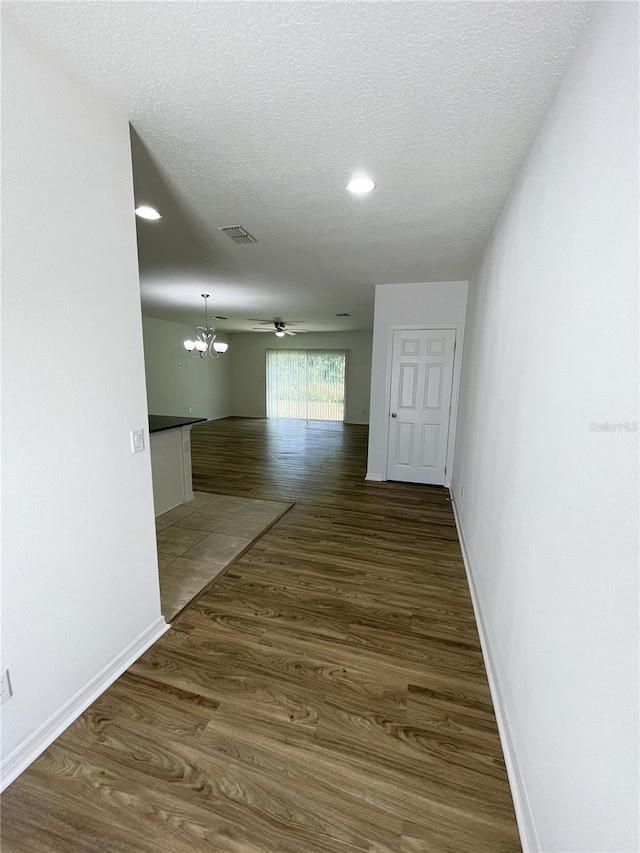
(148, 414, 207, 434)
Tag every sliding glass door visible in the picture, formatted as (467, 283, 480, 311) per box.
(266, 349, 346, 422)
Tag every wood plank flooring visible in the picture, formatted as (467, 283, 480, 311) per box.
(1, 418, 520, 852)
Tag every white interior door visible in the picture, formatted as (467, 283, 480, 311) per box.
(386, 329, 456, 485)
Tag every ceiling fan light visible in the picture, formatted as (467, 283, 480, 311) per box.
(275, 330, 286, 338)
(184, 339, 195, 351)
(213, 341, 228, 353)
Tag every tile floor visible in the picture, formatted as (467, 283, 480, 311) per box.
(155, 492, 292, 621)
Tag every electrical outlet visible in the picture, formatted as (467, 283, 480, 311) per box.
(1, 670, 12, 705)
(188, 407, 193, 414)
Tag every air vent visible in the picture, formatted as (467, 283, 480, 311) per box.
(218, 225, 258, 244)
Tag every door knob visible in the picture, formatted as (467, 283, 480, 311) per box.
(391, 412, 397, 418)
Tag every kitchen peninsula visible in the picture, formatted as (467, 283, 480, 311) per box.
(148, 415, 206, 516)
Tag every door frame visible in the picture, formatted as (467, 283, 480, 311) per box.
(382, 323, 465, 487)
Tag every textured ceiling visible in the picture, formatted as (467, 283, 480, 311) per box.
(6, 1, 593, 332)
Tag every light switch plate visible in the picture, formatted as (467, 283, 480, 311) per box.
(130, 428, 145, 454)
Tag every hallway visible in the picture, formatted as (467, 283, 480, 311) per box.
(2, 418, 519, 852)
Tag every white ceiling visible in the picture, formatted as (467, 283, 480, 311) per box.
(7, 1, 593, 332)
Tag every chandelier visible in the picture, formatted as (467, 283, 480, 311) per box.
(183, 294, 229, 359)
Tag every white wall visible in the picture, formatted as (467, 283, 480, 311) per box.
(229, 331, 372, 424)
(367, 281, 468, 483)
(142, 315, 232, 420)
(452, 5, 639, 851)
(1, 20, 166, 786)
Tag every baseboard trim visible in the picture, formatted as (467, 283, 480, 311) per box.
(155, 497, 184, 517)
(0, 616, 169, 791)
(450, 493, 539, 853)
(365, 473, 384, 481)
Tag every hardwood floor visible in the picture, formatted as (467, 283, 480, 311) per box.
(1, 418, 520, 852)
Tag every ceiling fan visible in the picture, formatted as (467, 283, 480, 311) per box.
(250, 320, 308, 337)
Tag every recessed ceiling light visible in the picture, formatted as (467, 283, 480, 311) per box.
(346, 175, 375, 195)
(135, 205, 162, 220)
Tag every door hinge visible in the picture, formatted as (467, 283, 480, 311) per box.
(444, 465, 447, 474)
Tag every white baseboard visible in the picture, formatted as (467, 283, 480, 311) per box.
(365, 473, 385, 481)
(0, 616, 169, 791)
(450, 493, 539, 853)
(155, 496, 184, 517)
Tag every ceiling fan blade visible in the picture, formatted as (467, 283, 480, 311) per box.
(284, 330, 296, 336)
(251, 327, 274, 332)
